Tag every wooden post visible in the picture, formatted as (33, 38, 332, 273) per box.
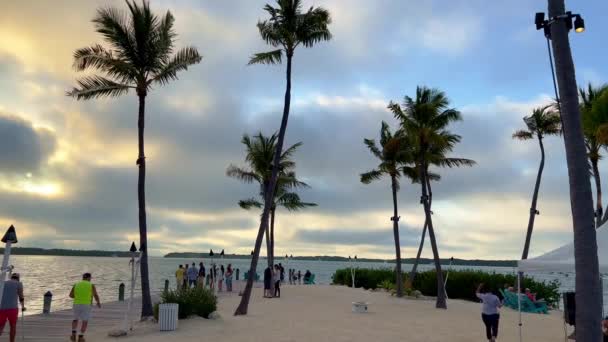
(43, 291, 52, 314)
(236, 269, 240, 281)
(119, 283, 125, 301)
(164, 279, 169, 293)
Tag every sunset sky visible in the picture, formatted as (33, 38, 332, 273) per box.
(0, 0, 607, 259)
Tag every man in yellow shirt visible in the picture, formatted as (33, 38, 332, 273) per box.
(175, 265, 185, 290)
(69, 273, 101, 342)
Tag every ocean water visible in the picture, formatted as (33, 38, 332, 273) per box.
(2, 255, 591, 315)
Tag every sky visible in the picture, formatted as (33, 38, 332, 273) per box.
(0, 0, 607, 259)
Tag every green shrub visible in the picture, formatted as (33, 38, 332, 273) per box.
(159, 287, 217, 319)
(332, 268, 394, 290)
(378, 279, 395, 290)
(332, 268, 561, 307)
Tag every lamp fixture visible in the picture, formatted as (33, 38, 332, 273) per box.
(534, 11, 585, 39)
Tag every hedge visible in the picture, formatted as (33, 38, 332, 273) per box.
(332, 268, 560, 307)
(154, 286, 217, 320)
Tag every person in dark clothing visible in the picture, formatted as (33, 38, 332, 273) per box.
(279, 263, 285, 283)
(263, 266, 272, 298)
(273, 265, 281, 298)
(297, 270, 302, 285)
(198, 262, 206, 288)
(476, 283, 501, 342)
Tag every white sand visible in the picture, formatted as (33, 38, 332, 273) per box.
(94, 285, 567, 342)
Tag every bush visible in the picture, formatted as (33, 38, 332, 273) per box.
(332, 268, 561, 307)
(332, 268, 394, 290)
(158, 287, 217, 319)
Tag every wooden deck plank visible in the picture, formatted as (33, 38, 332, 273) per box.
(1, 297, 154, 342)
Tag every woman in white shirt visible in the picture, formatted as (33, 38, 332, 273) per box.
(476, 283, 502, 342)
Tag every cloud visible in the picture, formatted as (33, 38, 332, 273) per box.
(0, 112, 57, 173)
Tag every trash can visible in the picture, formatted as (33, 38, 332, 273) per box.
(159, 303, 179, 331)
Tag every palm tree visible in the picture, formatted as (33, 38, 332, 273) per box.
(360, 121, 413, 297)
(512, 106, 561, 260)
(390, 86, 465, 309)
(226, 133, 315, 268)
(235, 0, 331, 315)
(67, 0, 202, 317)
(548, 0, 602, 339)
(406, 141, 475, 286)
(579, 84, 608, 227)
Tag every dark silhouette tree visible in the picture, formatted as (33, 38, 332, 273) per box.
(67, 0, 201, 317)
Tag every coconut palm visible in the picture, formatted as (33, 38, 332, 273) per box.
(389, 86, 465, 309)
(360, 121, 414, 297)
(579, 84, 608, 227)
(406, 141, 475, 286)
(548, 0, 602, 339)
(512, 106, 561, 260)
(66, 0, 202, 317)
(235, 0, 331, 315)
(226, 133, 316, 268)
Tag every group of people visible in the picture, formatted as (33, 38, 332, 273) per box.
(0, 271, 100, 342)
(175, 262, 234, 292)
(262, 264, 312, 298)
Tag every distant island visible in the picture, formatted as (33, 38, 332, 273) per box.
(0, 247, 134, 257)
(0, 248, 517, 267)
(164, 252, 517, 267)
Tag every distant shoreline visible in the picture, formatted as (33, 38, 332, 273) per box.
(0, 248, 517, 267)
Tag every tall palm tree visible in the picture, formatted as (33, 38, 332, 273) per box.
(579, 84, 608, 227)
(226, 133, 315, 268)
(67, 0, 201, 317)
(360, 121, 413, 297)
(406, 142, 475, 286)
(390, 86, 464, 309)
(548, 0, 602, 339)
(512, 106, 561, 260)
(235, 0, 331, 315)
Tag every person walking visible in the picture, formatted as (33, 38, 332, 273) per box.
(297, 270, 301, 285)
(273, 265, 281, 298)
(476, 283, 501, 342)
(187, 262, 198, 288)
(175, 265, 184, 290)
(225, 264, 233, 292)
(70, 273, 101, 342)
(0, 273, 25, 342)
(197, 262, 206, 288)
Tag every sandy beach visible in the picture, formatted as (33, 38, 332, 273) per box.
(93, 285, 566, 342)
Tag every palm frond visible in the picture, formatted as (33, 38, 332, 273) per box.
(363, 138, 382, 160)
(512, 130, 534, 140)
(93, 6, 138, 64)
(72, 44, 137, 83)
(226, 165, 261, 184)
(361, 169, 383, 184)
(437, 157, 476, 168)
(149, 46, 202, 86)
(248, 49, 283, 65)
(66, 76, 132, 100)
(239, 198, 263, 210)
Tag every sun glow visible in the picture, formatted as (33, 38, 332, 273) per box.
(0, 179, 63, 198)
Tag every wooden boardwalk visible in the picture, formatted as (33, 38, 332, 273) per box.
(5, 298, 149, 342)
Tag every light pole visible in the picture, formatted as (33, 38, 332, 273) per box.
(0, 226, 17, 309)
(535, 4, 601, 341)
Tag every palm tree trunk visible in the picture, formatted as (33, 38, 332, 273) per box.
(270, 207, 276, 267)
(235, 52, 294, 315)
(265, 221, 272, 268)
(136, 92, 153, 318)
(390, 175, 403, 297)
(408, 175, 433, 287)
(548, 1, 602, 339)
(420, 161, 446, 309)
(591, 158, 603, 228)
(521, 136, 545, 260)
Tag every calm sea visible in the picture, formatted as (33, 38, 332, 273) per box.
(3, 255, 590, 315)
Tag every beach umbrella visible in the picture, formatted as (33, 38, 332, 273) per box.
(0, 225, 18, 308)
